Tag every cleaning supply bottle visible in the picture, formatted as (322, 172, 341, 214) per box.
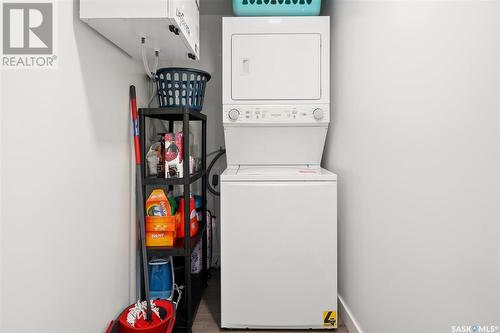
(177, 194, 198, 238)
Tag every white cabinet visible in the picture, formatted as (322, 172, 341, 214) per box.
(80, 0, 200, 62)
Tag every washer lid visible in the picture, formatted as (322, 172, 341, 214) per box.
(221, 165, 337, 182)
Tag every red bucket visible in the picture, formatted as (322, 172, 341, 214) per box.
(118, 300, 175, 333)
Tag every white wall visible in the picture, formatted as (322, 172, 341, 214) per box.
(322, 1, 500, 332)
(0, 1, 147, 332)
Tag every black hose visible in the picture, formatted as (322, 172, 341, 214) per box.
(207, 148, 226, 196)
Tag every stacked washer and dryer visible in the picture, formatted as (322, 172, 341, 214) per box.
(220, 17, 337, 329)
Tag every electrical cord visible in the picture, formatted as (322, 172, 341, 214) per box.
(206, 149, 224, 159)
(206, 148, 226, 197)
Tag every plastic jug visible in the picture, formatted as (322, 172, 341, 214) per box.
(148, 258, 174, 300)
(177, 195, 198, 238)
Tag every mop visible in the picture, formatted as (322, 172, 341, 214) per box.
(104, 86, 178, 333)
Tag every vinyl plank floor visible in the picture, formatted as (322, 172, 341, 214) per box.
(193, 270, 348, 333)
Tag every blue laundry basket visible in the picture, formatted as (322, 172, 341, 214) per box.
(233, 0, 322, 16)
(155, 68, 211, 111)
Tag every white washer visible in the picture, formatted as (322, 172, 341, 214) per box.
(221, 17, 337, 329)
(221, 166, 337, 329)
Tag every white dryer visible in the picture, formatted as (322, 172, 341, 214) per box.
(221, 17, 337, 329)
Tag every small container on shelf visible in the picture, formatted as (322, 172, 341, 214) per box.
(177, 195, 198, 238)
(165, 132, 184, 178)
(146, 215, 179, 232)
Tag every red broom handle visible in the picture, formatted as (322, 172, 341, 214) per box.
(130, 85, 152, 321)
(130, 86, 141, 165)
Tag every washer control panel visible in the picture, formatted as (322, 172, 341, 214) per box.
(223, 105, 329, 124)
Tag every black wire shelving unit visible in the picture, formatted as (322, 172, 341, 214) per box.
(139, 107, 208, 333)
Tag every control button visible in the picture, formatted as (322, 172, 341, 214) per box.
(313, 108, 324, 121)
(228, 109, 240, 121)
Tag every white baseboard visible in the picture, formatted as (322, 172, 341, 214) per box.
(338, 295, 363, 333)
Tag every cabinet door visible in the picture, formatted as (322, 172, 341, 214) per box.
(170, 0, 200, 58)
(231, 33, 321, 101)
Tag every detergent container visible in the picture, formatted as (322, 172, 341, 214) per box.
(177, 195, 198, 238)
(148, 258, 174, 300)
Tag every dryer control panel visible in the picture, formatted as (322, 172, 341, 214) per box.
(223, 105, 329, 124)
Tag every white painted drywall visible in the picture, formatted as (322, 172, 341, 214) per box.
(322, 1, 500, 332)
(0, 1, 147, 332)
(200, 0, 232, 16)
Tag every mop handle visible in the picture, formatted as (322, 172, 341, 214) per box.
(130, 85, 152, 321)
(130, 86, 141, 165)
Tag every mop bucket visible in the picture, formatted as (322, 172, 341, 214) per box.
(118, 300, 175, 333)
(105, 286, 182, 333)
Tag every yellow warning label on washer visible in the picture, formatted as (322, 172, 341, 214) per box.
(323, 311, 337, 327)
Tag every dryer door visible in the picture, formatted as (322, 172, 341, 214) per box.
(231, 33, 321, 101)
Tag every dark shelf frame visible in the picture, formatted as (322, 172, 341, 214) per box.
(143, 170, 206, 186)
(141, 107, 207, 121)
(138, 107, 208, 333)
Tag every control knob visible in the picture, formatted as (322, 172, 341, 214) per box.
(228, 109, 240, 121)
(313, 108, 324, 121)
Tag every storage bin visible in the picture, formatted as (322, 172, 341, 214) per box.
(156, 68, 211, 111)
(146, 214, 179, 232)
(232, 0, 322, 16)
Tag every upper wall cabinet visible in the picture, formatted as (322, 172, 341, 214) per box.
(80, 0, 200, 61)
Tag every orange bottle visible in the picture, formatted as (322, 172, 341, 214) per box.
(177, 195, 198, 238)
(146, 189, 173, 216)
